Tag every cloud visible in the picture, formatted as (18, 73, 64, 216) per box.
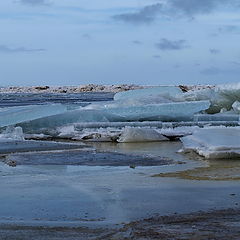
(20, 0, 50, 6)
(113, 3, 162, 24)
(155, 38, 189, 51)
(169, 0, 224, 16)
(82, 34, 91, 39)
(200, 66, 240, 75)
(0, 45, 45, 53)
(153, 55, 161, 58)
(200, 67, 223, 75)
(218, 25, 240, 34)
(132, 40, 142, 45)
(113, 0, 240, 25)
(229, 61, 240, 66)
(209, 48, 220, 54)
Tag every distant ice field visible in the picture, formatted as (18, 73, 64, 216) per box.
(0, 92, 114, 107)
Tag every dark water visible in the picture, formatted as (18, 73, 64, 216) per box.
(0, 92, 114, 107)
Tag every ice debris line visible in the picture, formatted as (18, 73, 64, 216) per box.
(0, 83, 240, 159)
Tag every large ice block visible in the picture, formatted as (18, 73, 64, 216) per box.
(183, 82, 240, 113)
(103, 101, 210, 121)
(180, 127, 240, 159)
(114, 86, 183, 101)
(0, 104, 68, 127)
(19, 109, 126, 133)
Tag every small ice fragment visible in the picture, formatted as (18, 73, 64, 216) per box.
(0, 126, 24, 140)
(117, 127, 168, 143)
(232, 101, 240, 114)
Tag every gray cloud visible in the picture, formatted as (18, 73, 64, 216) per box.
(200, 67, 225, 75)
(209, 48, 220, 54)
(201, 66, 240, 75)
(169, 0, 225, 16)
(155, 38, 189, 51)
(218, 25, 240, 34)
(113, 3, 162, 24)
(200, 67, 222, 75)
(229, 61, 240, 66)
(132, 40, 142, 45)
(0, 45, 45, 53)
(20, 0, 50, 6)
(153, 55, 161, 58)
(113, 1, 240, 25)
(82, 34, 91, 39)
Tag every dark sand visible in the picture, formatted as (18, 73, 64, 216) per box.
(1, 208, 240, 239)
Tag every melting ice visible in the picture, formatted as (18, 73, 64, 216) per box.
(0, 83, 239, 159)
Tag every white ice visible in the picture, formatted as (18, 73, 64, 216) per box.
(117, 127, 168, 143)
(183, 82, 240, 113)
(180, 127, 240, 159)
(0, 126, 24, 141)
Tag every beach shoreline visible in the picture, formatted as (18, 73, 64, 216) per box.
(0, 84, 213, 94)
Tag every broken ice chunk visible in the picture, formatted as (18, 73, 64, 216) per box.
(19, 109, 126, 133)
(103, 101, 210, 121)
(183, 82, 240, 113)
(0, 126, 24, 140)
(232, 101, 240, 114)
(180, 127, 240, 159)
(117, 127, 168, 143)
(0, 104, 68, 127)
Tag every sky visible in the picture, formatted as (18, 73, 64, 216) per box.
(0, 0, 240, 86)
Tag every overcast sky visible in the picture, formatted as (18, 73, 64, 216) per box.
(0, 0, 240, 86)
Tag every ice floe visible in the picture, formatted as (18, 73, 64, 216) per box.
(0, 104, 68, 127)
(180, 127, 240, 159)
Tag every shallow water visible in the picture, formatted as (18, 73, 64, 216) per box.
(1, 140, 240, 228)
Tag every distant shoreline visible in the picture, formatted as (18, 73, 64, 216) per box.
(0, 84, 212, 93)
